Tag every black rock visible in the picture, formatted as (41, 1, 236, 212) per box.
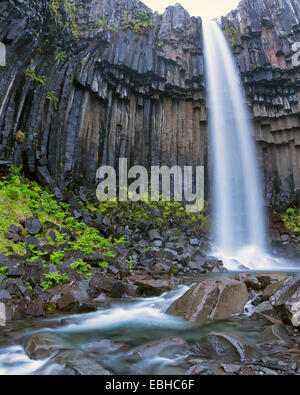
(25, 217, 42, 236)
(110, 281, 126, 298)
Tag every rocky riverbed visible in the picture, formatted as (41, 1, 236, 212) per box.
(1, 270, 300, 375)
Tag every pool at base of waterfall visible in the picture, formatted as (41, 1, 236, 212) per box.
(1, 271, 300, 376)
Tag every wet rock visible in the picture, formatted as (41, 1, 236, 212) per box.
(203, 257, 227, 273)
(221, 363, 242, 375)
(0, 303, 5, 326)
(257, 273, 289, 290)
(133, 277, 175, 296)
(55, 351, 112, 375)
(88, 274, 114, 297)
(233, 272, 262, 290)
(111, 281, 126, 298)
(132, 337, 188, 360)
(262, 281, 286, 301)
(49, 284, 91, 312)
(82, 339, 130, 355)
(185, 364, 216, 376)
(270, 274, 300, 327)
(25, 333, 63, 360)
(25, 217, 42, 236)
(167, 278, 248, 324)
(251, 301, 276, 316)
(25, 296, 45, 317)
(262, 324, 295, 346)
(192, 332, 258, 363)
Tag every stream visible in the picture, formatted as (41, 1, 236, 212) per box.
(1, 271, 299, 376)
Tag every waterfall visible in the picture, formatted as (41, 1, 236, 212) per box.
(203, 20, 269, 269)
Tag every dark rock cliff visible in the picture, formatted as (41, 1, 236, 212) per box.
(0, 0, 299, 208)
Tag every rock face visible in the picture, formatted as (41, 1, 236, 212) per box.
(0, 0, 299, 207)
(166, 278, 248, 324)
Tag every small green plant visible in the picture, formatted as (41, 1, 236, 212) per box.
(0, 266, 8, 276)
(25, 69, 46, 86)
(125, 259, 135, 274)
(25, 282, 33, 291)
(98, 261, 109, 269)
(46, 91, 59, 110)
(70, 259, 91, 274)
(56, 50, 67, 63)
(28, 245, 48, 263)
(41, 271, 69, 290)
(50, 251, 64, 265)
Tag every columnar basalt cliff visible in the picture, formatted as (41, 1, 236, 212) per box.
(0, 0, 299, 208)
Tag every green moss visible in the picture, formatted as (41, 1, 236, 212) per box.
(49, 0, 80, 38)
(95, 9, 154, 34)
(282, 208, 300, 239)
(15, 131, 25, 144)
(227, 25, 237, 47)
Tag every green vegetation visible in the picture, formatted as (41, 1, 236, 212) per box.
(56, 50, 67, 63)
(25, 69, 46, 86)
(227, 25, 237, 47)
(87, 198, 209, 232)
(282, 208, 300, 240)
(0, 266, 8, 277)
(49, 0, 80, 38)
(41, 271, 69, 291)
(70, 259, 92, 275)
(0, 167, 209, 287)
(46, 91, 59, 111)
(96, 10, 154, 34)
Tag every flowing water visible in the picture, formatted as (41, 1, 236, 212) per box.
(0, 283, 275, 375)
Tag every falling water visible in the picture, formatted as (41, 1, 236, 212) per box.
(203, 21, 268, 269)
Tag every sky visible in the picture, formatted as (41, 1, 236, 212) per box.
(143, 0, 240, 21)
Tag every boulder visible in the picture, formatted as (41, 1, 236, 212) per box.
(167, 278, 248, 324)
(192, 332, 258, 363)
(132, 337, 188, 360)
(88, 274, 114, 297)
(270, 274, 300, 327)
(25, 217, 42, 235)
(25, 296, 45, 317)
(110, 281, 126, 298)
(257, 272, 289, 289)
(233, 272, 262, 290)
(55, 350, 112, 375)
(148, 229, 161, 241)
(81, 339, 130, 355)
(25, 333, 63, 360)
(134, 278, 175, 296)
